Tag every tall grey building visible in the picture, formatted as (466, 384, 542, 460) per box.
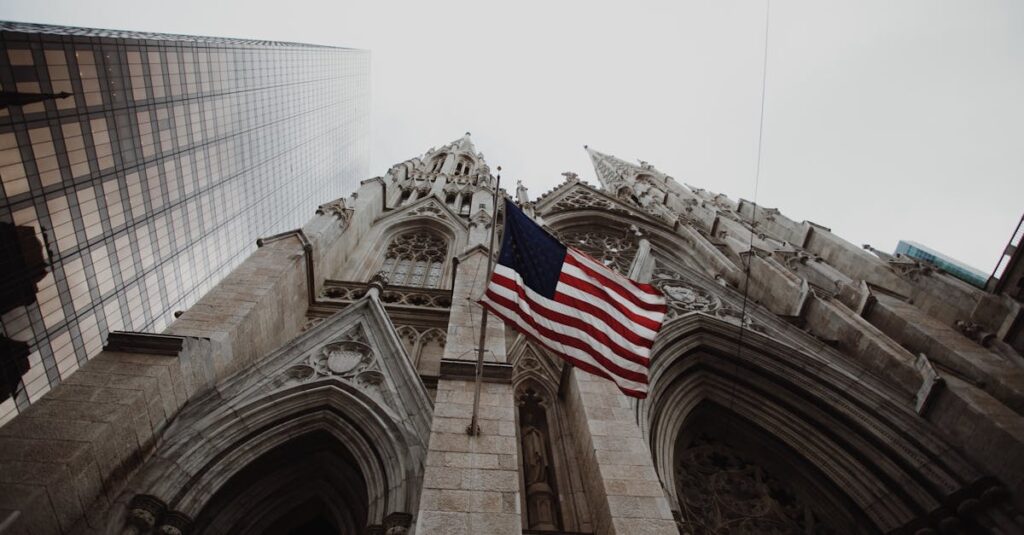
(0, 22, 370, 422)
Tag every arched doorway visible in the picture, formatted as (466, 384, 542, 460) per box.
(673, 402, 855, 534)
(642, 314, 995, 534)
(191, 430, 369, 534)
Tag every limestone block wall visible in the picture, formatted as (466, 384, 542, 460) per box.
(563, 369, 677, 535)
(802, 228, 912, 294)
(165, 237, 309, 380)
(321, 178, 387, 282)
(417, 379, 521, 534)
(929, 373, 1024, 509)
(0, 196, 357, 533)
(868, 293, 1024, 414)
(801, 295, 921, 395)
(418, 239, 521, 533)
(0, 337, 214, 534)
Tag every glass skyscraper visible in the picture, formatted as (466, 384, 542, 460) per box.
(0, 21, 370, 423)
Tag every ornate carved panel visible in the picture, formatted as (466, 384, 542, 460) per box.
(651, 270, 722, 320)
(551, 189, 632, 216)
(321, 281, 452, 309)
(263, 326, 394, 408)
(408, 203, 448, 220)
(675, 434, 836, 535)
(392, 324, 446, 371)
(651, 267, 765, 333)
(559, 230, 638, 275)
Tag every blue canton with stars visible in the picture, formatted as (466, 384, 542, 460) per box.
(496, 199, 567, 299)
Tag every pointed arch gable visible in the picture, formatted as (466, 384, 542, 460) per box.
(112, 295, 432, 532)
(642, 313, 992, 534)
(536, 184, 712, 274)
(536, 181, 663, 227)
(379, 194, 469, 230)
(339, 198, 466, 285)
(171, 381, 413, 519)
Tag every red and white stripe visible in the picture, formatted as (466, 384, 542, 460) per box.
(481, 248, 667, 398)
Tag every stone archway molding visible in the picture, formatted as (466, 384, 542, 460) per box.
(642, 312, 1006, 534)
(107, 294, 431, 535)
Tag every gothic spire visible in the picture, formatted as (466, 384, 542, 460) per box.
(583, 145, 677, 223)
(584, 145, 664, 190)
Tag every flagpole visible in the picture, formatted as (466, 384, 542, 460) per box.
(468, 168, 502, 436)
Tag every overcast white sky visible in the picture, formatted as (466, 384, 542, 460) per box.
(3, 0, 1022, 273)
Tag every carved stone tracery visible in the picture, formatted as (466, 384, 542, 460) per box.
(675, 435, 836, 535)
(551, 189, 632, 216)
(321, 281, 453, 309)
(560, 230, 638, 275)
(270, 327, 386, 399)
(409, 203, 447, 220)
(380, 231, 448, 288)
(652, 270, 722, 319)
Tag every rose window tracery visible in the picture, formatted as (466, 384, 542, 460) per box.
(560, 230, 637, 275)
(380, 231, 447, 288)
(675, 435, 836, 535)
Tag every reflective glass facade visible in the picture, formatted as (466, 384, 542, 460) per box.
(0, 22, 370, 423)
(895, 240, 988, 288)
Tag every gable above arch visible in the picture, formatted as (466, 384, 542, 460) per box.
(378, 195, 469, 233)
(113, 293, 435, 531)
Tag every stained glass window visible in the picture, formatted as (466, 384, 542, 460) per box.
(380, 231, 447, 288)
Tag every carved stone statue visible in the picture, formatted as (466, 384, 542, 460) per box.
(521, 409, 558, 530)
(522, 412, 548, 486)
(516, 180, 530, 205)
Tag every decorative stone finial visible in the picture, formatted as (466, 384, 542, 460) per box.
(367, 271, 389, 297)
(125, 495, 165, 534)
(156, 511, 193, 535)
(516, 180, 530, 205)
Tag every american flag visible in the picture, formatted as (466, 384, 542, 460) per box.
(480, 199, 667, 398)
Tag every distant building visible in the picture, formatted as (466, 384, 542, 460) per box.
(988, 213, 1024, 301)
(986, 213, 1024, 357)
(0, 21, 369, 420)
(895, 240, 988, 287)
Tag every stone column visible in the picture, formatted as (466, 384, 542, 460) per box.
(416, 247, 522, 534)
(430, 172, 448, 198)
(563, 369, 678, 534)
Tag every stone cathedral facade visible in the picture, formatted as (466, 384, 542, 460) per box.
(2, 133, 1023, 535)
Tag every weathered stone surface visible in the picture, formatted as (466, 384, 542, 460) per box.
(4, 137, 1024, 535)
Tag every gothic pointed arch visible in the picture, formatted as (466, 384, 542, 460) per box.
(107, 296, 432, 534)
(641, 313, 1004, 534)
(538, 185, 710, 276)
(337, 197, 465, 288)
(379, 229, 449, 288)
